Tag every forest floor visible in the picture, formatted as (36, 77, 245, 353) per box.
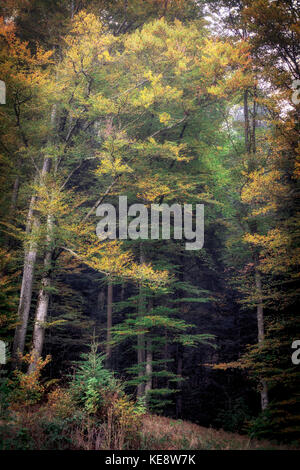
(1, 410, 296, 450)
(141, 415, 294, 450)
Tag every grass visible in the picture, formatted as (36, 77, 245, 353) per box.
(141, 414, 295, 450)
(1, 410, 297, 450)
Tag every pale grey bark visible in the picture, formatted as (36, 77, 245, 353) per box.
(105, 282, 113, 368)
(255, 266, 265, 344)
(137, 246, 146, 398)
(12, 222, 40, 365)
(144, 297, 153, 406)
(176, 345, 183, 418)
(28, 214, 53, 373)
(97, 289, 105, 315)
(145, 339, 152, 401)
(260, 380, 269, 411)
(243, 88, 268, 412)
(12, 108, 56, 367)
(26, 105, 58, 372)
(255, 263, 269, 410)
(28, 103, 83, 372)
(12, 164, 49, 366)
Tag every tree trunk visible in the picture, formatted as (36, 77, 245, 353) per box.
(255, 265, 265, 343)
(255, 261, 269, 410)
(97, 289, 105, 316)
(145, 339, 152, 406)
(12, 218, 40, 366)
(28, 214, 54, 373)
(137, 245, 145, 398)
(12, 159, 51, 367)
(105, 282, 113, 368)
(176, 344, 183, 418)
(12, 107, 56, 368)
(145, 296, 153, 407)
(244, 87, 268, 412)
(260, 380, 269, 411)
(251, 86, 257, 155)
(176, 257, 185, 417)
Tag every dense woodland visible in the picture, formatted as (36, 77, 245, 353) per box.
(0, 0, 299, 450)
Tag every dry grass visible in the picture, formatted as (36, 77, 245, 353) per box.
(141, 414, 294, 450)
(1, 410, 297, 450)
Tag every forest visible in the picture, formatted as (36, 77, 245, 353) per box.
(0, 0, 299, 451)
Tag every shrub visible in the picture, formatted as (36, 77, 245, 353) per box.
(68, 343, 143, 449)
(47, 387, 76, 419)
(104, 394, 144, 449)
(69, 344, 123, 414)
(9, 352, 51, 409)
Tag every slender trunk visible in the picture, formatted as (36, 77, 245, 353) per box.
(12, 219, 40, 366)
(164, 332, 168, 370)
(27, 105, 58, 372)
(255, 265, 265, 343)
(260, 380, 268, 411)
(255, 261, 269, 410)
(28, 214, 54, 373)
(176, 344, 183, 418)
(97, 289, 105, 315)
(137, 246, 145, 398)
(105, 282, 113, 368)
(245, 86, 268, 411)
(12, 190, 38, 361)
(12, 107, 56, 367)
(176, 257, 184, 417)
(12, 159, 51, 367)
(251, 86, 257, 155)
(144, 339, 152, 406)
(145, 297, 153, 406)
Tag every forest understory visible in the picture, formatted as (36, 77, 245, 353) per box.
(0, 412, 296, 450)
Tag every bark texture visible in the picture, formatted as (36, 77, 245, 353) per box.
(105, 282, 113, 368)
